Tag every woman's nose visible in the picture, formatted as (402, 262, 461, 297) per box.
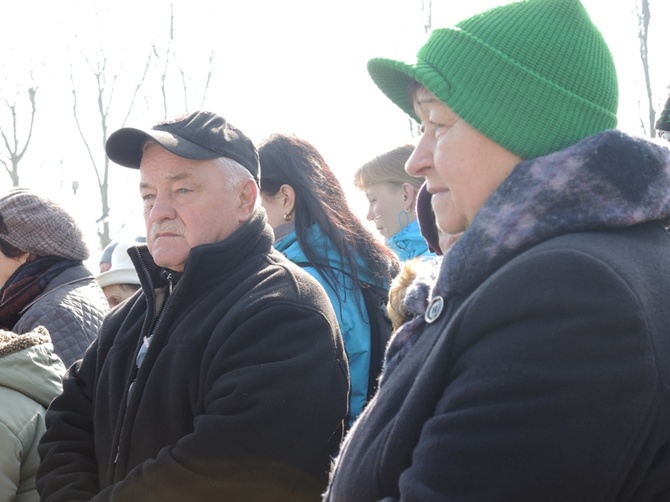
(405, 138, 431, 176)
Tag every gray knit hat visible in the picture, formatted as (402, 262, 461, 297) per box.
(0, 188, 89, 261)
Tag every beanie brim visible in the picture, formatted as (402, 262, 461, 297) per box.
(367, 57, 425, 123)
(368, 25, 618, 160)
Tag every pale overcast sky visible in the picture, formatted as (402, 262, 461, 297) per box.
(1, 0, 668, 259)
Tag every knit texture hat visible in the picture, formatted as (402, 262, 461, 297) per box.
(656, 94, 670, 132)
(0, 188, 89, 260)
(368, 0, 619, 160)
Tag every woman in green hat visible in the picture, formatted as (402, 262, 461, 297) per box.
(325, 0, 670, 500)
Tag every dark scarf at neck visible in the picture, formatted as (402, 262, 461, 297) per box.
(0, 257, 80, 329)
(383, 130, 670, 382)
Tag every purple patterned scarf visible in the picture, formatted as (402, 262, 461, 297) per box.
(382, 130, 670, 381)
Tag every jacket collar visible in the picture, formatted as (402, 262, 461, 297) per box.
(132, 208, 273, 293)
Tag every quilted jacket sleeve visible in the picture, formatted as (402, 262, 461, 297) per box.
(14, 279, 108, 367)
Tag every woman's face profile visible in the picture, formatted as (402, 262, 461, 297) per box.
(364, 182, 409, 238)
(406, 87, 521, 235)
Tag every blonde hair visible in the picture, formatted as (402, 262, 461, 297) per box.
(354, 144, 423, 191)
(386, 258, 422, 332)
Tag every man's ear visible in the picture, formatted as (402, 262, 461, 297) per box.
(401, 183, 418, 211)
(238, 179, 259, 221)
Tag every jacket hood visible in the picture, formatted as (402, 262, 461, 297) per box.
(275, 224, 377, 286)
(388, 219, 433, 261)
(0, 326, 65, 406)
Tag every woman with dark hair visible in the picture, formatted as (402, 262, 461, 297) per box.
(258, 133, 399, 425)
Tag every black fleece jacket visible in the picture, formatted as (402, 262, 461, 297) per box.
(37, 211, 349, 502)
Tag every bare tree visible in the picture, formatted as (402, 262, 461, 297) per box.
(70, 49, 152, 250)
(408, 0, 433, 138)
(66, 2, 216, 253)
(0, 80, 37, 186)
(635, 0, 656, 137)
(422, 0, 432, 34)
(154, 3, 214, 119)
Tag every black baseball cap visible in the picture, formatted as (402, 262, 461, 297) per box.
(105, 111, 260, 184)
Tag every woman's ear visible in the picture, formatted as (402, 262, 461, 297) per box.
(279, 184, 296, 215)
(401, 183, 418, 211)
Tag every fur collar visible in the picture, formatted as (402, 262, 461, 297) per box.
(0, 325, 51, 357)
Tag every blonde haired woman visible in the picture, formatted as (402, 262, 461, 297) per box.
(354, 144, 434, 260)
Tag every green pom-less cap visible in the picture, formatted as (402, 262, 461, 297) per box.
(368, 0, 619, 160)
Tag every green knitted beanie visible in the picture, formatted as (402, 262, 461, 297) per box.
(367, 0, 619, 159)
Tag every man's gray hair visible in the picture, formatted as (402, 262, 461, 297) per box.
(213, 157, 260, 209)
(212, 157, 252, 188)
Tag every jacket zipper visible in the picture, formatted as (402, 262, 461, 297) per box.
(113, 269, 178, 467)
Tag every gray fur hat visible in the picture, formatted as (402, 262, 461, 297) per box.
(0, 188, 89, 261)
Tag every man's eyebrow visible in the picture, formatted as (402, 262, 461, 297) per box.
(140, 172, 194, 189)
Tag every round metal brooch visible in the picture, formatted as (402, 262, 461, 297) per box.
(425, 296, 444, 324)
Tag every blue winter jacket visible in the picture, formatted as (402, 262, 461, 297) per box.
(387, 220, 434, 261)
(275, 225, 381, 424)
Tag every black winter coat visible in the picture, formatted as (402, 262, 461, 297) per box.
(328, 223, 670, 501)
(37, 211, 349, 502)
(326, 131, 670, 501)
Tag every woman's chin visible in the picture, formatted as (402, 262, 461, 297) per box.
(435, 214, 466, 237)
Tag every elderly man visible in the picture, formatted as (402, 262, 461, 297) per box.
(36, 111, 349, 501)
